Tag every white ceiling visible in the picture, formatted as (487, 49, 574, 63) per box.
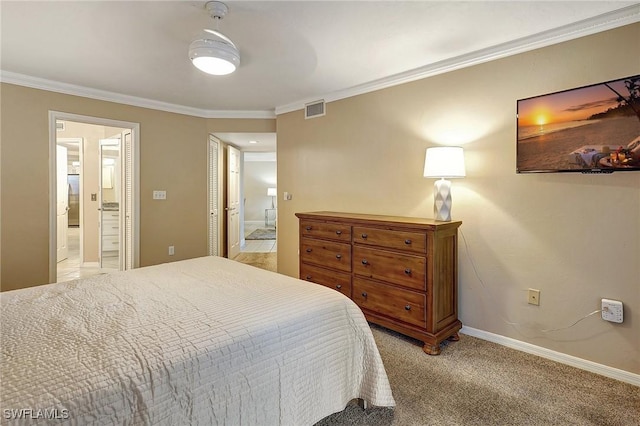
(214, 132, 277, 151)
(2, 1, 639, 150)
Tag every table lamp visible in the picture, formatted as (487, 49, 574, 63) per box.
(423, 147, 465, 221)
(267, 187, 277, 208)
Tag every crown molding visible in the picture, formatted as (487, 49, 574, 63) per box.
(0, 71, 276, 119)
(275, 4, 640, 115)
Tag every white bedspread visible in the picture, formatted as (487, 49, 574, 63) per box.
(0, 256, 394, 425)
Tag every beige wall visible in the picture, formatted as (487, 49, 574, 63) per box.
(276, 24, 640, 373)
(0, 85, 275, 290)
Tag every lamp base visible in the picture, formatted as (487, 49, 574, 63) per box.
(433, 178, 452, 222)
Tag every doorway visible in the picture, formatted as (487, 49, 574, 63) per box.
(241, 151, 277, 254)
(209, 133, 277, 259)
(49, 112, 140, 283)
(55, 137, 85, 282)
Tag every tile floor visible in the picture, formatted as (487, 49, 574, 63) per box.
(57, 223, 276, 282)
(56, 227, 116, 283)
(241, 222, 277, 253)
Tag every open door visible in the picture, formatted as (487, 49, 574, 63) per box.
(227, 145, 241, 258)
(99, 137, 120, 270)
(56, 145, 69, 262)
(122, 129, 133, 270)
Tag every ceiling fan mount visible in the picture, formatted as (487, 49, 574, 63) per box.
(205, 1, 228, 21)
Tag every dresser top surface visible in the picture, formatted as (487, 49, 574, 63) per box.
(296, 211, 461, 229)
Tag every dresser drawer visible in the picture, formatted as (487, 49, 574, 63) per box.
(353, 226, 426, 253)
(102, 235, 119, 251)
(102, 221, 119, 236)
(353, 277, 426, 328)
(300, 264, 351, 297)
(353, 246, 425, 290)
(300, 220, 351, 242)
(300, 238, 351, 272)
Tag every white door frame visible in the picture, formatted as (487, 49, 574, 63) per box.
(48, 111, 140, 283)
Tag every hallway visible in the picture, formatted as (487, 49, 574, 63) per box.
(241, 222, 277, 253)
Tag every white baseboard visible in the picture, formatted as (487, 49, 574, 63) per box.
(460, 326, 639, 387)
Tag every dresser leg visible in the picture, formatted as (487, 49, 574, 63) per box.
(422, 343, 441, 355)
(448, 332, 460, 342)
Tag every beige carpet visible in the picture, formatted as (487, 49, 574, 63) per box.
(232, 252, 277, 272)
(316, 324, 639, 425)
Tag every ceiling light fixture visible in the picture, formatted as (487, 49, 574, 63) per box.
(189, 1, 240, 76)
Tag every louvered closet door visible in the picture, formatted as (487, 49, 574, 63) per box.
(208, 136, 220, 256)
(123, 130, 133, 270)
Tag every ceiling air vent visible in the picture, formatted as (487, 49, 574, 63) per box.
(305, 100, 325, 119)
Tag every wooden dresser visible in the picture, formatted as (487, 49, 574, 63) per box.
(296, 211, 462, 355)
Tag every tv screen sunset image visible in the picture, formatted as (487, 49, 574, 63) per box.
(517, 75, 640, 172)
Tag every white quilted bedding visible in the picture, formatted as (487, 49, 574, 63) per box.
(0, 256, 394, 425)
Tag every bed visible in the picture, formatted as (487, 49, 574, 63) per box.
(0, 256, 394, 424)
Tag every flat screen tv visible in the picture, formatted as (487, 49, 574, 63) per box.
(516, 75, 640, 173)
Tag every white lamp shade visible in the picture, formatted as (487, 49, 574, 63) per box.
(267, 187, 277, 197)
(189, 39, 240, 75)
(423, 146, 466, 178)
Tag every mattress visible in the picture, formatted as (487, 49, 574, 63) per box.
(0, 256, 394, 425)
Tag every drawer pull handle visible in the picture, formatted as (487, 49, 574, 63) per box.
(405, 305, 411, 311)
(361, 259, 369, 265)
(306, 248, 312, 253)
(361, 292, 368, 298)
(405, 239, 412, 245)
(336, 230, 342, 235)
(336, 284, 342, 289)
(361, 233, 368, 239)
(305, 226, 312, 231)
(336, 254, 342, 259)
(305, 275, 312, 280)
(404, 268, 411, 275)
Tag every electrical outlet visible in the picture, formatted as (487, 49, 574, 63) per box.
(168, 245, 175, 256)
(153, 190, 167, 200)
(601, 298, 623, 323)
(528, 288, 540, 306)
